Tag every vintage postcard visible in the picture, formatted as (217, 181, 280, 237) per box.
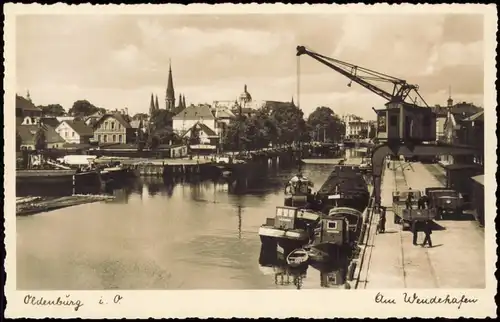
(3, 3, 497, 319)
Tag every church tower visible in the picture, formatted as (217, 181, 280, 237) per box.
(155, 95, 160, 111)
(165, 60, 175, 111)
(149, 93, 156, 115)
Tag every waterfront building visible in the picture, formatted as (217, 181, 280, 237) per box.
(342, 114, 370, 139)
(17, 124, 65, 150)
(172, 104, 216, 135)
(16, 94, 42, 125)
(441, 98, 482, 165)
(55, 120, 94, 144)
(181, 121, 219, 146)
(92, 113, 135, 144)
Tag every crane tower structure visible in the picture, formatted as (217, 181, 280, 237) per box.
(295, 45, 480, 207)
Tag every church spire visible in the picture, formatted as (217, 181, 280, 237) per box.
(165, 59, 175, 111)
(178, 93, 183, 110)
(182, 95, 186, 108)
(149, 93, 155, 115)
(155, 95, 160, 110)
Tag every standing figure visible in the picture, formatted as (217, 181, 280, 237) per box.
(422, 220, 433, 248)
(405, 187, 414, 210)
(377, 207, 387, 234)
(417, 194, 427, 209)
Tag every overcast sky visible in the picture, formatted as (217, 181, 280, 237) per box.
(16, 13, 484, 119)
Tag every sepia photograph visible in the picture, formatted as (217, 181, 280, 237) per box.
(3, 3, 497, 319)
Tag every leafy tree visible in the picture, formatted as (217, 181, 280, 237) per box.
(269, 103, 308, 145)
(149, 109, 175, 133)
(68, 100, 105, 117)
(38, 104, 66, 117)
(16, 131, 22, 152)
(34, 127, 47, 151)
(307, 106, 345, 143)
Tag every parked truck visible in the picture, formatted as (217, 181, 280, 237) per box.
(425, 187, 464, 220)
(392, 189, 436, 230)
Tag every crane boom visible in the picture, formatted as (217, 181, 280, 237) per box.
(296, 46, 428, 106)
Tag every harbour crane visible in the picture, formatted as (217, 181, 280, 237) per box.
(295, 45, 429, 107)
(295, 45, 480, 207)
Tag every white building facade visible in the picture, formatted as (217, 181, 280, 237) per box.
(342, 114, 370, 139)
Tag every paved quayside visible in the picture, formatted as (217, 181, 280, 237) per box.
(357, 161, 485, 289)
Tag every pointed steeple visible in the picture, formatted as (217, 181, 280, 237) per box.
(165, 59, 175, 111)
(178, 93, 183, 110)
(182, 95, 186, 109)
(155, 95, 160, 110)
(149, 93, 155, 115)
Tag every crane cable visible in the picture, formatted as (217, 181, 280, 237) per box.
(296, 55, 301, 109)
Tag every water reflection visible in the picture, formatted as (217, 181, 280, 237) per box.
(258, 242, 352, 289)
(17, 151, 366, 290)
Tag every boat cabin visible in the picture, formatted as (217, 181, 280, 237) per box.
(273, 206, 299, 230)
(313, 216, 349, 247)
(320, 270, 345, 287)
(328, 207, 363, 236)
(375, 102, 436, 143)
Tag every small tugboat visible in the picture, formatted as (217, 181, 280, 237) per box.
(284, 173, 316, 209)
(286, 248, 309, 268)
(259, 206, 322, 250)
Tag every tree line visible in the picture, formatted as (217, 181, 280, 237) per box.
(19, 97, 372, 153)
(221, 104, 346, 151)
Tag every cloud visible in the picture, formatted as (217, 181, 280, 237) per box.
(15, 13, 485, 118)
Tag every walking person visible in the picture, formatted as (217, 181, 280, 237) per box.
(422, 220, 433, 248)
(411, 220, 419, 245)
(377, 206, 387, 234)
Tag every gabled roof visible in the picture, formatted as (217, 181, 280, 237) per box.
(181, 122, 218, 138)
(172, 104, 215, 120)
(197, 123, 217, 136)
(461, 110, 484, 122)
(17, 124, 65, 144)
(16, 95, 42, 112)
(215, 108, 236, 119)
(62, 120, 94, 136)
(94, 113, 132, 129)
(41, 117, 61, 128)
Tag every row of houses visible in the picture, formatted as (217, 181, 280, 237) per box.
(15, 87, 292, 151)
(16, 95, 142, 150)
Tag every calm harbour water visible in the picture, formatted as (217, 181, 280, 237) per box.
(17, 151, 368, 290)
